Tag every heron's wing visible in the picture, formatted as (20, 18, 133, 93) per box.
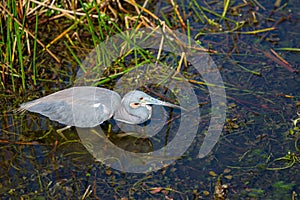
(20, 87, 122, 127)
(20, 99, 111, 127)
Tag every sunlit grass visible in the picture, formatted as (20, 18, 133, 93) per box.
(1, 0, 292, 95)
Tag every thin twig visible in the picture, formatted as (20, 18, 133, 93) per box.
(28, 0, 102, 18)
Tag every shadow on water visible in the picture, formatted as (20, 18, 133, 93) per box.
(1, 0, 300, 199)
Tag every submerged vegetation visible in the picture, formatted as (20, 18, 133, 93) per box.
(0, 0, 299, 199)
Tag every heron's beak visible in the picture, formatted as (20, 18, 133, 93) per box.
(142, 97, 186, 110)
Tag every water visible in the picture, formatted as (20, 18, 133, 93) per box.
(1, 0, 300, 199)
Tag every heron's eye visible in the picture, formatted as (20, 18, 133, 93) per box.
(139, 97, 144, 100)
(130, 102, 141, 109)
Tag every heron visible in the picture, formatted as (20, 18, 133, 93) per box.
(19, 86, 182, 128)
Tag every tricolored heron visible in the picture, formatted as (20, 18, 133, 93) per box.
(19, 86, 182, 128)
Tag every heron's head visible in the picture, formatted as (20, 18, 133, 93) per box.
(114, 90, 184, 124)
(122, 90, 182, 112)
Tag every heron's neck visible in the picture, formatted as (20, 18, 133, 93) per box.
(113, 105, 151, 125)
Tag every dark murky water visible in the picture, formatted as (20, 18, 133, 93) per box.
(1, 0, 300, 199)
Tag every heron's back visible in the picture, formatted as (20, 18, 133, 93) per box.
(20, 87, 122, 127)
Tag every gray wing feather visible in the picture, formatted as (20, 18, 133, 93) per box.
(20, 87, 121, 127)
